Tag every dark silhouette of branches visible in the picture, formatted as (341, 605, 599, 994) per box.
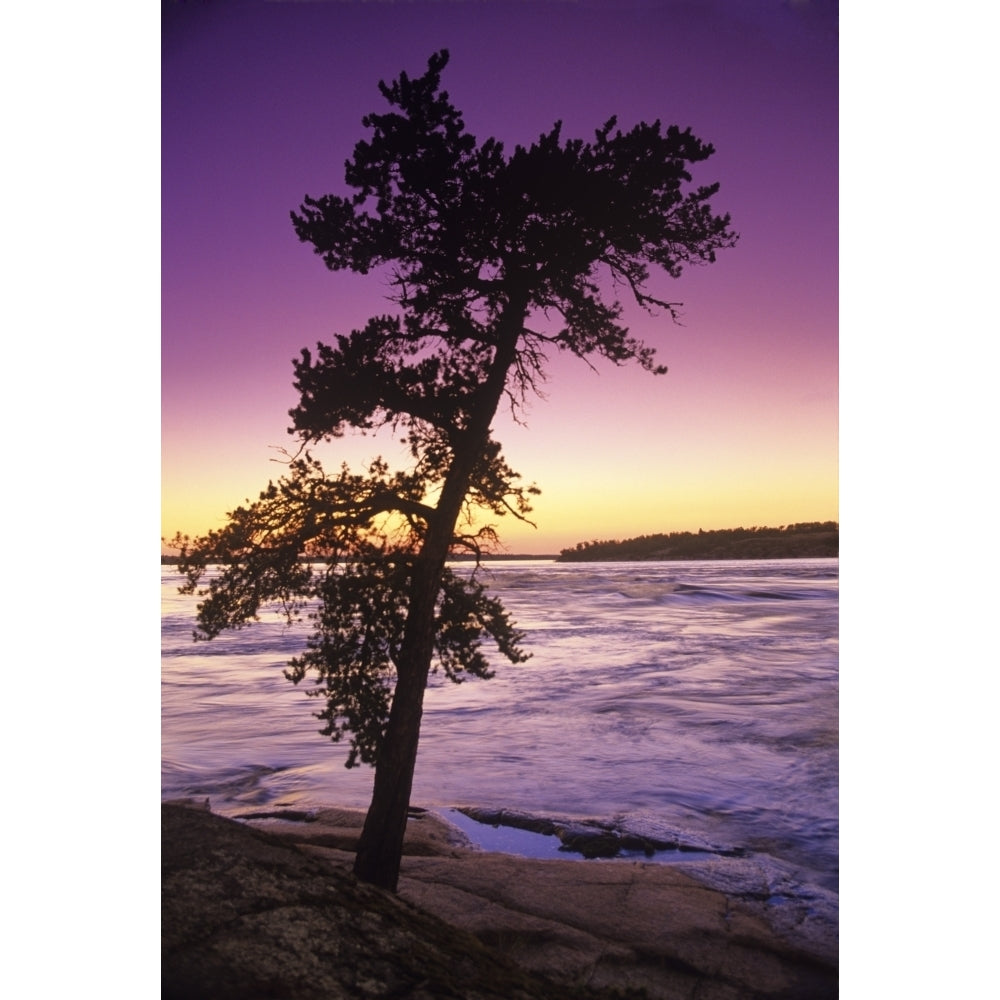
(174, 50, 735, 890)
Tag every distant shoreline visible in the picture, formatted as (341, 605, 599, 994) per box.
(161, 521, 839, 564)
(556, 522, 838, 562)
(160, 551, 839, 565)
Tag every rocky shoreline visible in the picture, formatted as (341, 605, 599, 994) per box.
(162, 801, 837, 999)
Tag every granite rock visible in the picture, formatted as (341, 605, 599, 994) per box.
(164, 803, 837, 999)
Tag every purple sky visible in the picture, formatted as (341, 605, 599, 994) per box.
(162, 0, 838, 552)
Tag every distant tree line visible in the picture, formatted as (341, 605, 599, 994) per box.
(163, 525, 837, 565)
(557, 522, 838, 561)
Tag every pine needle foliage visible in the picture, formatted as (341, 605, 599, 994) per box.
(171, 50, 735, 889)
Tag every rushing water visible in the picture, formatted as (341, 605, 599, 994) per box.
(162, 559, 838, 909)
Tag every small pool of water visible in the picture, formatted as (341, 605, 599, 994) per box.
(442, 809, 567, 859)
(440, 809, 717, 864)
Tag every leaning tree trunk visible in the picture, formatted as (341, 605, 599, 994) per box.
(351, 549, 445, 889)
(353, 294, 527, 891)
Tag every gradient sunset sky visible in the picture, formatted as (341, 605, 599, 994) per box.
(162, 0, 838, 555)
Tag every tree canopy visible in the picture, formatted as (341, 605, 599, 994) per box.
(172, 50, 736, 889)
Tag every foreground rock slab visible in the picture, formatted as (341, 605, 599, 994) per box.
(397, 851, 835, 999)
(164, 803, 837, 999)
(162, 804, 598, 1000)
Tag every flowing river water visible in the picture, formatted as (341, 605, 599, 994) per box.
(162, 558, 838, 920)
